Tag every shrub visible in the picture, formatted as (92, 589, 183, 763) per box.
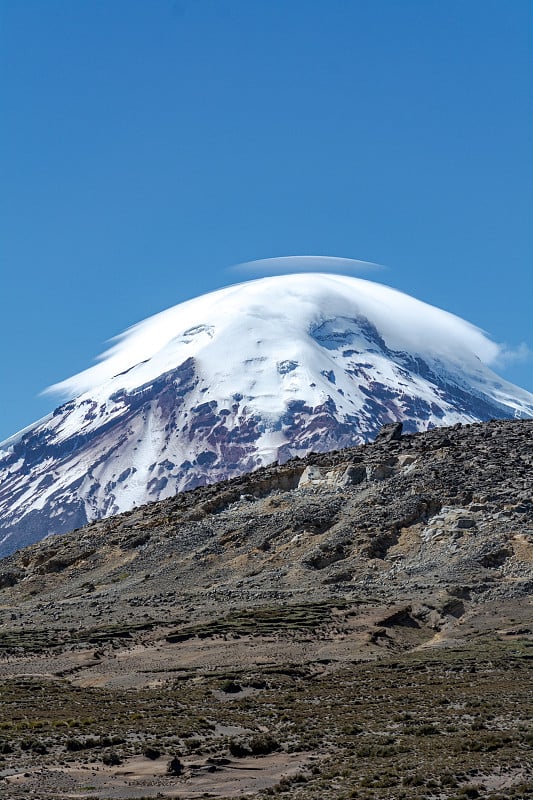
(65, 738, 84, 752)
(229, 733, 280, 757)
(144, 745, 161, 760)
(414, 723, 440, 736)
(249, 733, 280, 755)
(229, 739, 250, 757)
(220, 679, 241, 694)
(102, 751, 122, 766)
(167, 755, 184, 775)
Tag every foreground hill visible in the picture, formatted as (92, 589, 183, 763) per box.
(0, 419, 532, 798)
(2, 273, 532, 557)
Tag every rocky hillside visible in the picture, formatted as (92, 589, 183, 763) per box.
(0, 419, 531, 799)
(2, 418, 532, 614)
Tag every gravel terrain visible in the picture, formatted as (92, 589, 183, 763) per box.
(0, 419, 531, 799)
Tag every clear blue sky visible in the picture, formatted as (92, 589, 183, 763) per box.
(1, 0, 532, 441)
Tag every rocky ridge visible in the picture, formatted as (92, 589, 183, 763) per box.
(1, 418, 531, 641)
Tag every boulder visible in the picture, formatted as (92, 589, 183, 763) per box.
(374, 422, 403, 443)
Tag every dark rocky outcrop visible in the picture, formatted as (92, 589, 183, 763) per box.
(374, 421, 403, 442)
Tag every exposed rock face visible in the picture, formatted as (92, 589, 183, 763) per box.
(374, 421, 403, 442)
(1, 419, 531, 628)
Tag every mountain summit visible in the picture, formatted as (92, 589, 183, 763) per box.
(1, 273, 532, 556)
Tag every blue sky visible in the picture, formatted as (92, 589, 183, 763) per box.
(1, 0, 532, 441)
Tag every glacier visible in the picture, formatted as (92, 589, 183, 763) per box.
(1, 272, 532, 557)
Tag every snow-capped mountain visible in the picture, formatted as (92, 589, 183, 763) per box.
(1, 272, 532, 557)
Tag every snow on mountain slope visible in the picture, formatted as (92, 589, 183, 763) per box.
(1, 273, 532, 557)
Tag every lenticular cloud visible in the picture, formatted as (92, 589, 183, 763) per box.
(230, 255, 384, 276)
(46, 270, 502, 402)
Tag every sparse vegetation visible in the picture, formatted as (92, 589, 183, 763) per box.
(0, 638, 531, 797)
(0, 420, 531, 797)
